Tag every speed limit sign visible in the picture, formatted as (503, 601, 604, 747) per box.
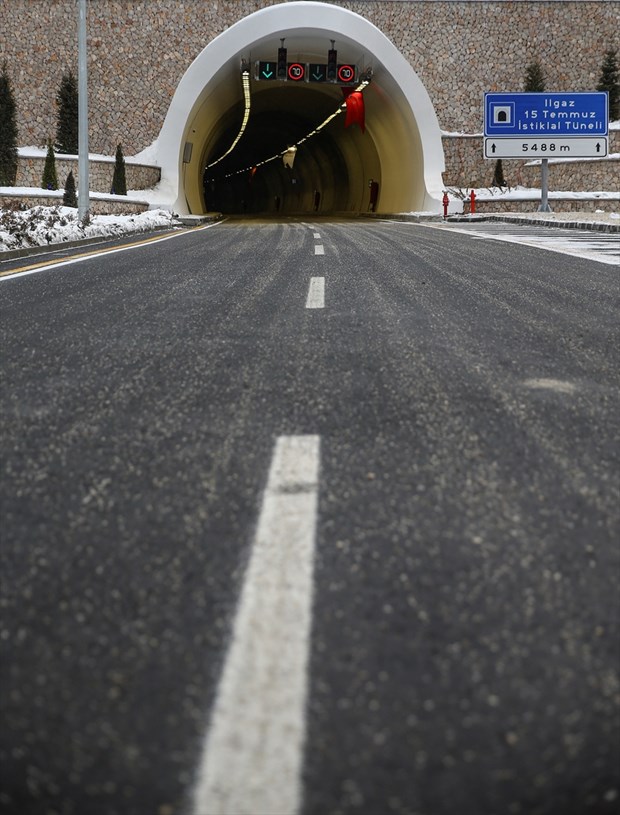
(337, 64, 356, 84)
(287, 63, 305, 81)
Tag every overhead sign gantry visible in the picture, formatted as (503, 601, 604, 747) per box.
(256, 40, 357, 85)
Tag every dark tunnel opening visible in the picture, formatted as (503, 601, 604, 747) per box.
(201, 85, 374, 215)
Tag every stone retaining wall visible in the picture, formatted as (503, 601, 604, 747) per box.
(2, 0, 617, 156)
(0, 194, 150, 216)
(443, 130, 620, 190)
(462, 196, 620, 213)
(15, 157, 161, 194)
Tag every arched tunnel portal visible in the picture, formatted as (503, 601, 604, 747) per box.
(156, 2, 446, 217)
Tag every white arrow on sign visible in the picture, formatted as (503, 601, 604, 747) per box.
(484, 137, 608, 159)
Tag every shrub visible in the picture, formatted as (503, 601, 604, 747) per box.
(111, 143, 127, 195)
(597, 49, 619, 121)
(42, 140, 58, 190)
(63, 170, 77, 207)
(55, 69, 78, 154)
(0, 60, 18, 186)
(524, 61, 545, 92)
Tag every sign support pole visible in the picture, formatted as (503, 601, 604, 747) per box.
(538, 158, 552, 213)
(78, 0, 89, 220)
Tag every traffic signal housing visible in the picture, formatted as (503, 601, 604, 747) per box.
(277, 47, 288, 79)
(327, 48, 337, 82)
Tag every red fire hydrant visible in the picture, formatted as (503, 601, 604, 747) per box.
(469, 189, 476, 215)
(442, 192, 449, 219)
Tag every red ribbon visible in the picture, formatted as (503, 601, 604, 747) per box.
(343, 90, 365, 134)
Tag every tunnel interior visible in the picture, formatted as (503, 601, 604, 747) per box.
(159, 4, 446, 217)
(200, 81, 380, 215)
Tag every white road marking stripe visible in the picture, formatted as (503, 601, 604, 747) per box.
(192, 435, 321, 815)
(314, 244, 325, 255)
(305, 276, 325, 308)
(313, 232, 321, 239)
(421, 222, 620, 266)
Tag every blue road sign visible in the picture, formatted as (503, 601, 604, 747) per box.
(484, 92, 608, 137)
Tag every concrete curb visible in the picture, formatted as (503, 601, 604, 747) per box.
(176, 213, 222, 226)
(485, 214, 620, 234)
(444, 214, 619, 233)
(366, 211, 619, 233)
(362, 213, 444, 223)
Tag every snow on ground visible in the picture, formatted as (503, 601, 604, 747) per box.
(18, 145, 160, 166)
(445, 184, 619, 201)
(128, 140, 160, 165)
(524, 153, 619, 167)
(1, 186, 152, 205)
(1, 181, 617, 253)
(492, 210, 620, 225)
(0, 204, 178, 252)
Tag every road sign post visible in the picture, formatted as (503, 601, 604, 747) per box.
(540, 158, 551, 213)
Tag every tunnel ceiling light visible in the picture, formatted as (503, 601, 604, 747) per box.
(215, 75, 372, 181)
(205, 69, 252, 170)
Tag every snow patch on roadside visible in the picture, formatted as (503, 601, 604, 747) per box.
(0, 204, 177, 252)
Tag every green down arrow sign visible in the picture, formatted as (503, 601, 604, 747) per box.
(259, 61, 275, 79)
(309, 63, 326, 82)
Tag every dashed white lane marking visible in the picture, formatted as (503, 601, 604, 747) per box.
(314, 244, 325, 255)
(192, 435, 321, 815)
(306, 276, 325, 308)
(313, 232, 321, 239)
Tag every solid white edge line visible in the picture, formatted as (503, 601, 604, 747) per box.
(0, 220, 225, 282)
(192, 435, 321, 815)
(305, 276, 325, 309)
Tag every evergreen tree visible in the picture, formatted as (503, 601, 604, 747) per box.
(492, 159, 506, 188)
(63, 170, 77, 207)
(597, 49, 619, 121)
(42, 140, 58, 190)
(55, 69, 78, 154)
(0, 60, 19, 186)
(111, 143, 127, 195)
(524, 61, 545, 92)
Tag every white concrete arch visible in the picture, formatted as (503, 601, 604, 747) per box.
(155, 1, 446, 215)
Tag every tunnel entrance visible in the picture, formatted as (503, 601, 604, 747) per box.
(155, 2, 446, 216)
(202, 83, 379, 215)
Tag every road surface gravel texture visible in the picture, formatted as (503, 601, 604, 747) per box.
(0, 217, 618, 815)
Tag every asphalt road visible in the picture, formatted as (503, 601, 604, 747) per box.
(1, 217, 619, 815)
